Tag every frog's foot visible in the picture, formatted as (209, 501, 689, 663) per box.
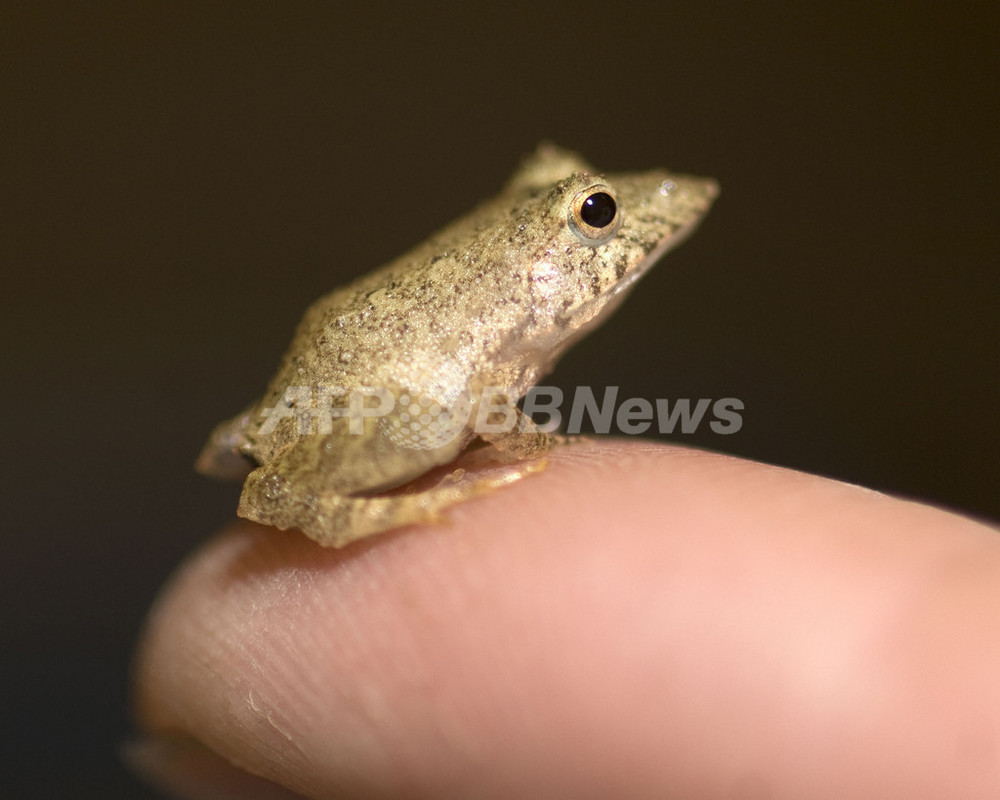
(479, 408, 557, 461)
(237, 456, 543, 548)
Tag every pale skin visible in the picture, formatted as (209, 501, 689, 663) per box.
(131, 441, 1000, 798)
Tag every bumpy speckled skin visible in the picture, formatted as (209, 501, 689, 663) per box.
(197, 144, 718, 546)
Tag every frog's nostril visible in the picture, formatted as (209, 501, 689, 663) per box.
(658, 179, 678, 197)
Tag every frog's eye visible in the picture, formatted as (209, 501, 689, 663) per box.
(569, 185, 620, 246)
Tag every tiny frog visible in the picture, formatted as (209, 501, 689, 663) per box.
(197, 144, 718, 547)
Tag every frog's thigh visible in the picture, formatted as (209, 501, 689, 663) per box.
(237, 458, 533, 548)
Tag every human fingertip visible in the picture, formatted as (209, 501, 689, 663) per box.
(122, 734, 307, 800)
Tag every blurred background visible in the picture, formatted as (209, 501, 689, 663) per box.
(3, 3, 996, 796)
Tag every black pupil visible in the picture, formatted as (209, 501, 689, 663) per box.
(580, 192, 617, 229)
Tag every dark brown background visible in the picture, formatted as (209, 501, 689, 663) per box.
(3, 4, 997, 796)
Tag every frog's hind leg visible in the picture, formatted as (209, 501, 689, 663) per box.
(237, 459, 540, 548)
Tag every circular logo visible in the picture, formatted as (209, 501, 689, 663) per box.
(380, 388, 473, 450)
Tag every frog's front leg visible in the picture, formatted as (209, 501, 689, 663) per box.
(480, 407, 556, 461)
